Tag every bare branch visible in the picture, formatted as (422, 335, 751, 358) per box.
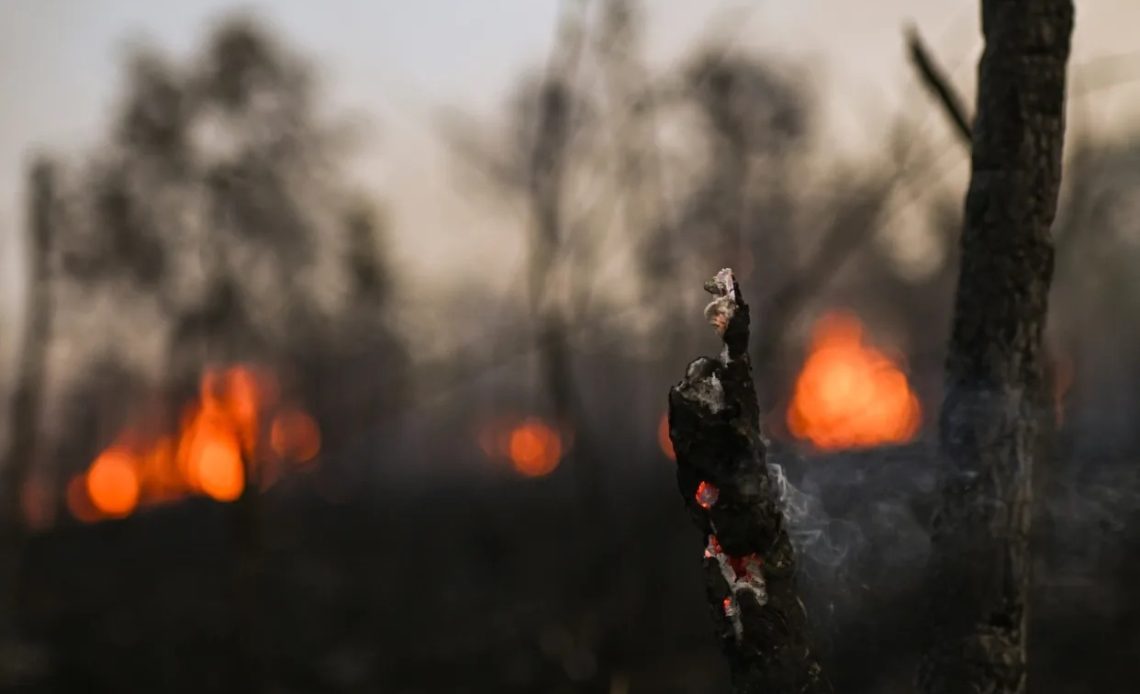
(905, 23, 973, 147)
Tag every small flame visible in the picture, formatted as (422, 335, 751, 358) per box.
(786, 312, 921, 450)
(477, 416, 566, 478)
(72, 364, 320, 522)
(508, 419, 563, 477)
(86, 448, 141, 517)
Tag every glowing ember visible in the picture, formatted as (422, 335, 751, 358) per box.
(786, 312, 922, 450)
(86, 448, 141, 517)
(507, 419, 563, 477)
(722, 597, 734, 615)
(657, 412, 675, 460)
(695, 480, 719, 509)
(728, 553, 763, 580)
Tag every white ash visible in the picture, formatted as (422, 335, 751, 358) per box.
(679, 369, 726, 414)
(723, 596, 744, 640)
(706, 535, 769, 641)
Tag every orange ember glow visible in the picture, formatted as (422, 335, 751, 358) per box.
(74, 364, 321, 522)
(507, 419, 563, 477)
(695, 480, 719, 509)
(86, 448, 141, 517)
(786, 313, 921, 451)
(658, 412, 675, 460)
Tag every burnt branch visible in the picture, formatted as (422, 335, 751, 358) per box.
(668, 269, 828, 694)
(905, 24, 973, 147)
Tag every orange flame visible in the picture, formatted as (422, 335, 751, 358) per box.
(73, 364, 321, 522)
(786, 312, 921, 450)
(508, 419, 563, 477)
(477, 416, 565, 478)
(86, 447, 141, 517)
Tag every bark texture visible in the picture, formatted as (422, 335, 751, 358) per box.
(920, 2, 1074, 693)
(668, 270, 828, 694)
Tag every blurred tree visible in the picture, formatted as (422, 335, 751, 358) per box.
(52, 15, 405, 456)
(0, 158, 57, 684)
(33, 16, 406, 691)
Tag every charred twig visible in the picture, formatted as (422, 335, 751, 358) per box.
(905, 24, 973, 147)
(668, 269, 828, 694)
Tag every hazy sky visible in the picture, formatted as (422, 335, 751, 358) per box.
(3, 0, 1140, 367)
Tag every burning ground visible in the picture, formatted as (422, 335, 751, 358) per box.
(9, 333, 1140, 693)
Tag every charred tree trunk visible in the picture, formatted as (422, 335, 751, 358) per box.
(668, 269, 828, 694)
(0, 159, 56, 644)
(919, 2, 1074, 693)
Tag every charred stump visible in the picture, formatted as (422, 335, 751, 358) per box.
(668, 269, 828, 694)
(919, 2, 1074, 693)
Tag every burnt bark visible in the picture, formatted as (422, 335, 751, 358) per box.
(920, 2, 1074, 693)
(668, 270, 828, 694)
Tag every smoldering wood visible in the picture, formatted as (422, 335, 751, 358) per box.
(919, 2, 1074, 693)
(668, 270, 828, 694)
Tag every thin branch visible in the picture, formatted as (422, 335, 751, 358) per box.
(905, 23, 973, 147)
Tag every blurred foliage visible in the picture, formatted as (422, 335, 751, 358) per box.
(48, 17, 406, 477)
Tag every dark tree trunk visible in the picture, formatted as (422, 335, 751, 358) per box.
(920, 2, 1074, 693)
(0, 159, 55, 632)
(668, 270, 828, 694)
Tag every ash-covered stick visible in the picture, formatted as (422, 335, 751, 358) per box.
(668, 268, 828, 694)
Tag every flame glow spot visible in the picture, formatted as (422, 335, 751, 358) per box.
(192, 434, 245, 502)
(507, 419, 563, 477)
(72, 363, 321, 522)
(86, 449, 140, 517)
(786, 313, 921, 450)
